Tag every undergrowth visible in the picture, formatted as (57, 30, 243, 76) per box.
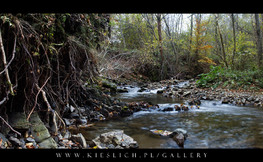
(196, 65, 263, 90)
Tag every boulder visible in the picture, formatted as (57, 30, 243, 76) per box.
(101, 80, 117, 92)
(137, 87, 147, 92)
(187, 99, 201, 105)
(172, 132, 185, 147)
(29, 113, 51, 143)
(162, 107, 174, 112)
(221, 97, 229, 104)
(117, 88, 129, 93)
(9, 112, 30, 130)
(8, 136, 22, 147)
(92, 130, 138, 149)
(38, 137, 58, 149)
(173, 128, 188, 138)
(170, 128, 188, 148)
(182, 91, 191, 97)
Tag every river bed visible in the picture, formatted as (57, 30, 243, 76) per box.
(82, 83, 263, 148)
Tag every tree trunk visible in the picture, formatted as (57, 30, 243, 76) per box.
(156, 14, 164, 80)
(163, 17, 178, 66)
(255, 14, 263, 68)
(231, 14, 237, 69)
(188, 14, 194, 65)
(215, 15, 228, 68)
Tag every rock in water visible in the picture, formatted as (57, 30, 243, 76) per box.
(172, 133, 185, 147)
(170, 128, 188, 148)
(92, 130, 138, 149)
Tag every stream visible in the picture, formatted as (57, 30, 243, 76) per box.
(82, 82, 263, 148)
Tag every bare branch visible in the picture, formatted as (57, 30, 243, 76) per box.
(0, 29, 14, 95)
(0, 115, 21, 136)
(27, 76, 51, 121)
(0, 35, 16, 75)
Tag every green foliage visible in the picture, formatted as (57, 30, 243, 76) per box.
(197, 65, 263, 89)
(196, 65, 224, 87)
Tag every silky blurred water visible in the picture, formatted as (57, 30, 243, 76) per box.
(82, 85, 263, 148)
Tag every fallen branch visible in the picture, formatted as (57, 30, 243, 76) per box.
(0, 115, 21, 136)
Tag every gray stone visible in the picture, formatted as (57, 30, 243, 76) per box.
(117, 88, 129, 93)
(172, 133, 185, 147)
(174, 128, 188, 137)
(8, 136, 22, 147)
(38, 137, 58, 149)
(63, 131, 71, 139)
(222, 97, 229, 104)
(170, 128, 188, 140)
(182, 91, 191, 97)
(102, 80, 117, 91)
(29, 113, 51, 143)
(92, 130, 138, 149)
(9, 112, 30, 130)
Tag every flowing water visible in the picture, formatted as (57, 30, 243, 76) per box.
(82, 82, 263, 148)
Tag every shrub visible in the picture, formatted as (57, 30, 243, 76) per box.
(196, 65, 263, 89)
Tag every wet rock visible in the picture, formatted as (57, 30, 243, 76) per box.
(242, 98, 246, 105)
(170, 128, 188, 148)
(182, 91, 191, 97)
(187, 98, 201, 105)
(137, 87, 147, 92)
(162, 107, 174, 112)
(157, 90, 164, 94)
(92, 130, 138, 149)
(173, 128, 188, 137)
(117, 88, 129, 93)
(221, 97, 229, 104)
(182, 106, 189, 111)
(120, 109, 133, 117)
(172, 133, 185, 147)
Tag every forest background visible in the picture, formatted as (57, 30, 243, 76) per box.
(102, 14, 263, 90)
(1, 13, 263, 135)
